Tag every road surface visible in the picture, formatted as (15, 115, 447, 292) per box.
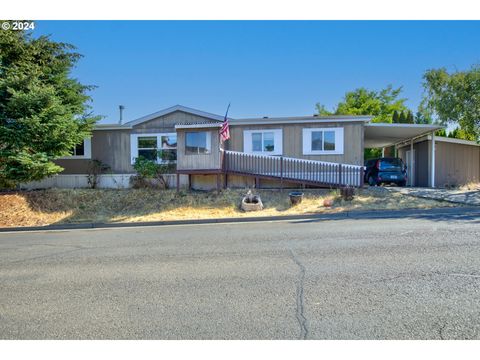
(1, 211, 480, 339)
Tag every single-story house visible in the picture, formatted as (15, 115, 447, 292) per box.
(20, 105, 479, 190)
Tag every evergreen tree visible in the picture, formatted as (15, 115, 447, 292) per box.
(0, 25, 99, 188)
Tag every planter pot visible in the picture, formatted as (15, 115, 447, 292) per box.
(323, 198, 334, 207)
(340, 187, 355, 201)
(241, 195, 264, 211)
(289, 191, 304, 206)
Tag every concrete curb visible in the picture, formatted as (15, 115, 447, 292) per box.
(1, 206, 480, 233)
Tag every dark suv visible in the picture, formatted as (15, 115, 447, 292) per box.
(364, 157, 407, 186)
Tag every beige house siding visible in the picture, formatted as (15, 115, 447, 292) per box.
(435, 141, 480, 187)
(227, 121, 364, 166)
(398, 139, 480, 187)
(132, 111, 219, 133)
(176, 128, 223, 171)
(56, 129, 133, 174)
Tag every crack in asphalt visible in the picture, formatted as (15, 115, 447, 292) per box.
(289, 249, 308, 340)
(438, 323, 447, 340)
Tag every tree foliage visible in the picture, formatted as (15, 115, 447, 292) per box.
(0, 26, 99, 187)
(315, 85, 409, 123)
(422, 65, 480, 141)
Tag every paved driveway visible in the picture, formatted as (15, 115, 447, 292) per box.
(387, 187, 480, 206)
(1, 209, 480, 339)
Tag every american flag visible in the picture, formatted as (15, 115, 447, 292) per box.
(219, 103, 230, 142)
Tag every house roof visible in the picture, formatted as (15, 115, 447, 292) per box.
(364, 123, 444, 148)
(230, 115, 372, 126)
(397, 134, 480, 147)
(122, 105, 226, 127)
(95, 105, 373, 130)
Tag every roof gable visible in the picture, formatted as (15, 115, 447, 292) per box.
(123, 105, 225, 127)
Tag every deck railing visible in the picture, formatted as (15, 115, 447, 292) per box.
(223, 150, 364, 187)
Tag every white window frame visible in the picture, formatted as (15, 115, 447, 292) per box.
(243, 129, 283, 155)
(130, 133, 177, 164)
(60, 138, 92, 159)
(184, 131, 212, 155)
(302, 127, 344, 155)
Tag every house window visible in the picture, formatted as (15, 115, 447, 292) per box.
(243, 129, 282, 155)
(185, 131, 211, 155)
(131, 133, 177, 164)
(251, 131, 275, 152)
(160, 134, 177, 162)
(61, 138, 92, 159)
(137, 136, 158, 161)
(71, 142, 85, 156)
(303, 128, 344, 155)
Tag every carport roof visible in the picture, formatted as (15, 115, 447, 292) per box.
(364, 123, 444, 148)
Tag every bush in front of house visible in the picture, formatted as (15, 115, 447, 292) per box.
(130, 156, 175, 189)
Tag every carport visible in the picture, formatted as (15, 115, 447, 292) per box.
(364, 123, 443, 187)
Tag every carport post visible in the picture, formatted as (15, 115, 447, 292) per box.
(410, 138, 414, 186)
(430, 131, 436, 188)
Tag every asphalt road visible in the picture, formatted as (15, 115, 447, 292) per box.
(1, 210, 480, 339)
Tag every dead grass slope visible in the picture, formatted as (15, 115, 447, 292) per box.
(0, 187, 458, 228)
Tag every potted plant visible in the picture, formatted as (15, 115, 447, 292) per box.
(288, 191, 304, 205)
(241, 190, 263, 211)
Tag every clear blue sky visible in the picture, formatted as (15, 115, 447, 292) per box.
(34, 21, 480, 124)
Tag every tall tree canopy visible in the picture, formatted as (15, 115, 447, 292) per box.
(0, 26, 99, 188)
(316, 85, 409, 123)
(422, 65, 480, 141)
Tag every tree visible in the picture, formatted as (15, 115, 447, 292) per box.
(316, 85, 410, 159)
(316, 85, 409, 123)
(422, 65, 480, 141)
(448, 127, 476, 141)
(315, 103, 333, 116)
(406, 111, 414, 124)
(392, 110, 399, 123)
(414, 99, 433, 124)
(398, 111, 407, 123)
(0, 25, 99, 188)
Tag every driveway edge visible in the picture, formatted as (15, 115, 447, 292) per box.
(1, 206, 479, 233)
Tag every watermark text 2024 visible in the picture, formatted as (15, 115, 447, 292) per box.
(2, 21, 35, 31)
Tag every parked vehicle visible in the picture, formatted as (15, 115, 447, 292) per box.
(364, 157, 407, 186)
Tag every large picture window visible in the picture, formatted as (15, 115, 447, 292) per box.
(185, 131, 211, 155)
(243, 129, 282, 155)
(131, 133, 177, 164)
(302, 128, 344, 155)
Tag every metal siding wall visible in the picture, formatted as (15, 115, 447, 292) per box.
(176, 129, 221, 170)
(132, 111, 218, 132)
(435, 141, 480, 187)
(228, 122, 364, 166)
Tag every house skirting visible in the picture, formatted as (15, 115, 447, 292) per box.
(19, 173, 332, 191)
(19, 174, 189, 190)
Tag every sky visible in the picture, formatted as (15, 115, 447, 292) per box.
(33, 21, 480, 124)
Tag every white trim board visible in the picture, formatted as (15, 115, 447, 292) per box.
(302, 127, 344, 155)
(243, 129, 283, 155)
(130, 132, 177, 165)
